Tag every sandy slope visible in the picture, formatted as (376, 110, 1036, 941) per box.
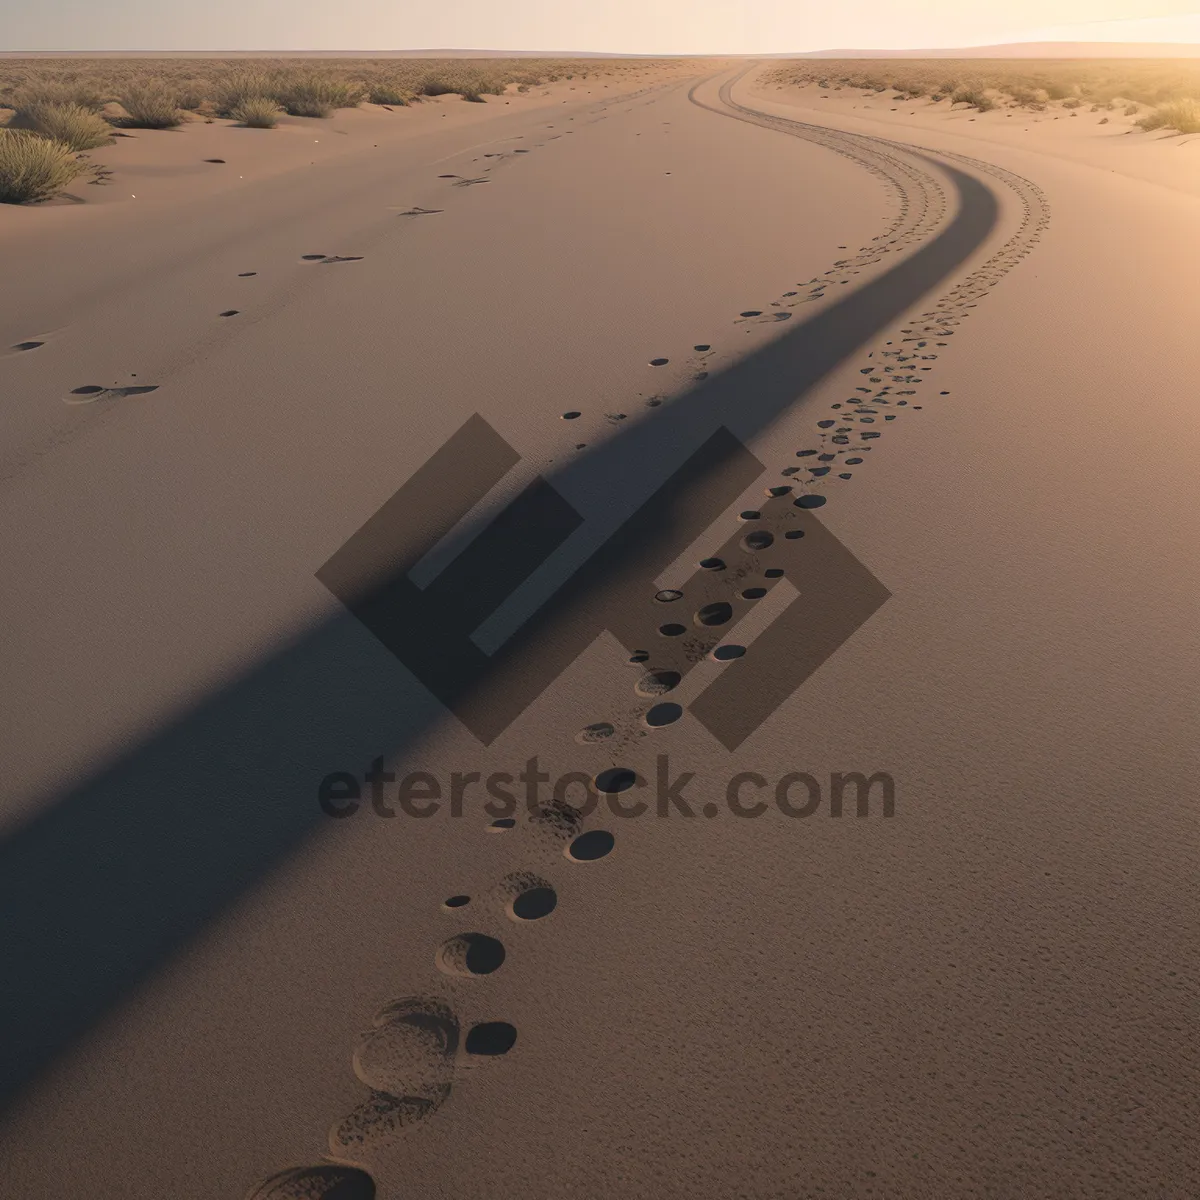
(3, 61, 1200, 1199)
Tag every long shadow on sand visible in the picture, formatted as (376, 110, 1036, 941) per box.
(0, 153, 998, 1112)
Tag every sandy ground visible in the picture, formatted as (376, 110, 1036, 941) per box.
(2, 61, 1200, 1199)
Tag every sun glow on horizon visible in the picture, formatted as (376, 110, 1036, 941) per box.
(1015, 10, 1200, 44)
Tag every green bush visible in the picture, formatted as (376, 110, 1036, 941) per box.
(0, 129, 86, 203)
(7, 101, 112, 151)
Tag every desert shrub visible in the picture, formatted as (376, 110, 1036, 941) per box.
(116, 82, 183, 127)
(213, 71, 273, 116)
(1137, 98, 1200, 133)
(367, 80, 413, 105)
(272, 71, 363, 117)
(176, 79, 213, 110)
(7, 101, 112, 151)
(12, 81, 109, 111)
(1008, 85, 1049, 108)
(230, 96, 281, 127)
(952, 87, 995, 111)
(0, 128, 85, 203)
(416, 73, 457, 97)
(1062, 96, 1083, 109)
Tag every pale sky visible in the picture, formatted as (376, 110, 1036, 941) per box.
(4, 0, 1200, 54)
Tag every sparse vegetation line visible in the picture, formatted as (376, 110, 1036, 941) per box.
(764, 57, 1200, 131)
(0, 56, 683, 203)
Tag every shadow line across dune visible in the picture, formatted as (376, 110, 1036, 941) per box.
(0, 73, 1000, 1114)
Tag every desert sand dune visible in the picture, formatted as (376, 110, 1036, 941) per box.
(2, 59, 1200, 1199)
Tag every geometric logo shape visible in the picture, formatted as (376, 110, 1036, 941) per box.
(318, 415, 889, 749)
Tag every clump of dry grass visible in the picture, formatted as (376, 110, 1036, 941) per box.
(1137, 97, 1200, 133)
(0, 57, 702, 131)
(366, 80, 415, 106)
(951, 86, 996, 111)
(0, 128, 86, 203)
(211, 71, 274, 118)
(764, 57, 1200, 116)
(1008, 85, 1049, 109)
(7, 100, 113, 151)
(270, 71, 364, 117)
(230, 96, 282, 128)
(115, 81, 183, 128)
(9, 81, 110, 112)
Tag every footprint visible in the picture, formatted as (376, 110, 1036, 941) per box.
(203, 158, 226, 164)
(400, 206, 443, 217)
(10, 340, 44, 352)
(220, 310, 239, 317)
(436, 933, 506, 977)
(576, 722, 615, 744)
(452, 177, 490, 188)
(566, 829, 615, 861)
(64, 384, 158, 405)
(329, 1092, 442, 1156)
(320, 256, 364, 264)
(594, 768, 638, 794)
(238, 271, 257, 277)
(301, 254, 327, 261)
(353, 996, 459, 1097)
(465, 1023, 517, 1055)
(328, 997, 460, 1155)
(247, 1163, 375, 1200)
(645, 702, 683, 728)
(529, 798, 584, 843)
(498, 872, 557, 921)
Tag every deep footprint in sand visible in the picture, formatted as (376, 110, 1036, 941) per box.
(566, 829, 616, 861)
(247, 1163, 375, 1200)
(64, 384, 158, 405)
(436, 933, 506, 977)
(452, 177, 490, 188)
(328, 997, 460, 1154)
(399, 206, 443, 217)
(465, 1022, 518, 1055)
(10, 340, 44, 352)
(497, 872, 558, 921)
(529, 797, 584, 843)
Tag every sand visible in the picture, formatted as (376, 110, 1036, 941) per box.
(2, 60, 1200, 1198)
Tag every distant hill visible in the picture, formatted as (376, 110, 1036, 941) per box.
(0, 48, 651, 59)
(4, 42, 1200, 61)
(783, 42, 1200, 59)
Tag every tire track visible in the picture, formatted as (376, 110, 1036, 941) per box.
(243, 69, 1050, 1200)
(570, 69, 1050, 760)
